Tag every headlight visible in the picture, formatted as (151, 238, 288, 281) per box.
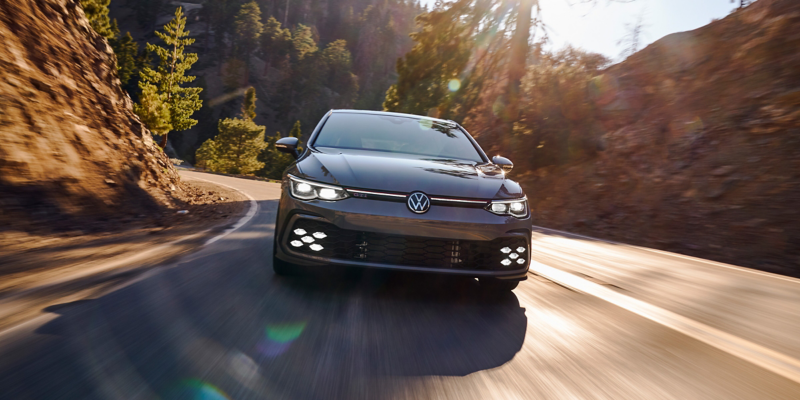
(288, 175, 349, 201)
(486, 198, 527, 218)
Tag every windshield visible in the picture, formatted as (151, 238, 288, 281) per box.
(312, 113, 485, 163)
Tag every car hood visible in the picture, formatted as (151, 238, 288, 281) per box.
(293, 147, 524, 199)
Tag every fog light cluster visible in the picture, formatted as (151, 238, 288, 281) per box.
(500, 246, 526, 266)
(290, 226, 326, 251)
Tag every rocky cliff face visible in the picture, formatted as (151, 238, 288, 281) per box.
(520, 0, 800, 275)
(0, 0, 181, 228)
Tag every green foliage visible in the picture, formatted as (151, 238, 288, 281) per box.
(259, 121, 303, 180)
(260, 16, 293, 68)
(111, 32, 139, 85)
(242, 87, 257, 120)
(134, 83, 171, 135)
(195, 117, 268, 175)
(291, 24, 318, 61)
(135, 7, 203, 147)
(235, 1, 264, 59)
(80, 0, 118, 40)
(186, 0, 422, 162)
(383, 1, 514, 122)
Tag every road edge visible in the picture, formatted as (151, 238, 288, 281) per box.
(532, 225, 800, 284)
(528, 260, 800, 385)
(0, 174, 258, 337)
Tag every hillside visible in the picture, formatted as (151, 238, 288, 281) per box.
(108, 0, 422, 165)
(517, 0, 800, 275)
(0, 0, 181, 230)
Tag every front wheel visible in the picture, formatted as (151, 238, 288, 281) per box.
(479, 279, 519, 294)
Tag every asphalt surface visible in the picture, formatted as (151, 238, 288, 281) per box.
(1, 171, 799, 399)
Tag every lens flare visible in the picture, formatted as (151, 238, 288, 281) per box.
(256, 322, 308, 357)
(267, 322, 307, 343)
(168, 379, 230, 400)
(448, 78, 461, 92)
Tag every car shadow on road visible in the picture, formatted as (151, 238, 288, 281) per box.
(5, 245, 527, 400)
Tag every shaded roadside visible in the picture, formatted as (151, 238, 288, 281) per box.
(0, 177, 250, 330)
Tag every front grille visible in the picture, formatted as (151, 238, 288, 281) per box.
(286, 219, 528, 271)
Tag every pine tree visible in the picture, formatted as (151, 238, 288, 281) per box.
(80, 0, 118, 40)
(260, 16, 293, 76)
(383, 7, 473, 117)
(234, 1, 264, 83)
(196, 87, 267, 174)
(242, 87, 257, 120)
(259, 121, 303, 179)
(134, 84, 171, 136)
(195, 118, 267, 175)
(111, 32, 139, 86)
(384, 0, 540, 124)
(291, 24, 318, 62)
(135, 7, 203, 148)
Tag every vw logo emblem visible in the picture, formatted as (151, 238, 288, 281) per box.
(407, 192, 431, 214)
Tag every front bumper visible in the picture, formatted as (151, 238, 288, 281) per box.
(275, 189, 531, 280)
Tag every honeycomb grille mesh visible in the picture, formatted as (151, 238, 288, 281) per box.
(287, 219, 528, 271)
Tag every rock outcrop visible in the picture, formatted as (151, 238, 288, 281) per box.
(0, 0, 181, 228)
(520, 0, 800, 275)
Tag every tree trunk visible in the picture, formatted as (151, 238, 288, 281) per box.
(505, 0, 535, 125)
(159, 133, 169, 149)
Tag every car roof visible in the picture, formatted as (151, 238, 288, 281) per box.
(329, 109, 456, 126)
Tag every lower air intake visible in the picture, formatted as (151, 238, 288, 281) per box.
(288, 219, 528, 271)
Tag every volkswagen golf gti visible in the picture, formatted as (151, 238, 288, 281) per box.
(272, 110, 531, 292)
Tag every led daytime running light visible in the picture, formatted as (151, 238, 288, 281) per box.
(288, 175, 349, 201)
(486, 197, 528, 218)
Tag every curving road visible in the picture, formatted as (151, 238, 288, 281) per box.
(1, 171, 799, 399)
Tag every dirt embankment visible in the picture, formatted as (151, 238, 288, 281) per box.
(0, 0, 180, 229)
(518, 0, 800, 276)
(0, 1, 253, 327)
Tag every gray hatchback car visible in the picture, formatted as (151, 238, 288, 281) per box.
(272, 110, 531, 292)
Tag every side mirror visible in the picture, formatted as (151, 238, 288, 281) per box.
(492, 156, 513, 174)
(276, 137, 300, 159)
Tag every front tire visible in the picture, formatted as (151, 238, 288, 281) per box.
(479, 279, 519, 294)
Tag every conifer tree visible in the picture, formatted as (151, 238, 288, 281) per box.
(234, 1, 264, 83)
(291, 24, 318, 61)
(135, 84, 171, 136)
(196, 88, 267, 175)
(198, 118, 267, 174)
(384, 0, 538, 123)
(135, 7, 203, 148)
(260, 16, 293, 76)
(259, 121, 303, 179)
(80, 0, 118, 40)
(242, 87, 257, 120)
(111, 32, 139, 86)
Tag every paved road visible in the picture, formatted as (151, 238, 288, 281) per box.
(1, 171, 799, 399)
